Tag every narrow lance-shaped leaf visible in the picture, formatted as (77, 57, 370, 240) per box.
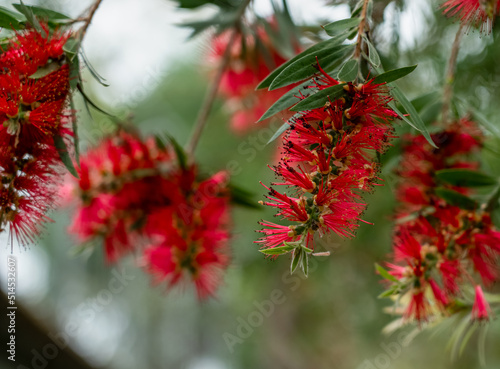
(0, 6, 24, 29)
(371, 65, 417, 85)
(363, 37, 380, 68)
(80, 48, 109, 87)
(290, 83, 346, 112)
(372, 65, 436, 148)
(13, 3, 70, 20)
(301, 253, 309, 277)
(269, 44, 354, 90)
(16, 0, 41, 32)
(322, 17, 361, 36)
(257, 79, 313, 122)
(375, 263, 399, 283)
(435, 188, 478, 210)
(337, 59, 358, 81)
(70, 97, 80, 166)
(257, 36, 350, 90)
(260, 244, 296, 255)
(54, 134, 78, 178)
(166, 134, 188, 170)
(435, 169, 498, 187)
(77, 84, 114, 117)
(290, 247, 302, 274)
(267, 122, 290, 144)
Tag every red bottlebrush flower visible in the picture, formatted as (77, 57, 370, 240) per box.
(256, 62, 397, 255)
(379, 116, 500, 323)
(405, 290, 428, 322)
(442, 0, 500, 33)
(67, 130, 232, 299)
(209, 23, 300, 134)
(0, 24, 72, 245)
(471, 285, 491, 321)
(429, 279, 449, 307)
(394, 229, 422, 262)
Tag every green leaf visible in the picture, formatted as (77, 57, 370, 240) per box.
(70, 97, 80, 166)
(337, 59, 358, 81)
(435, 188, 478, 210)
(363, 37, 380, 68)
(0, 6, 24, 29)
(269, 44, 354, 90)
(372, 65, 436, 148)
(290, 248, 302, 274)
(411, 91, 441, 113)
(267, 122, 290, 144)
(166, 134, 188, 170)
(13, 3, 70, 21)
(63, 38, 81, 61)
(15, 1, 41, 31)
(257, 37, 349, 90)
(260, 244, 296, 256)
(80, 48, 109, 87)
(301, 253, 309, 277)
(375, 263, 399, 283)
(290, 83, 346, 112)
(228, 183, 259, 209)
(54, 134, 78, 178)
(257, 80, 312, 122)
(390, 85, 437, 148)
(77, 84, 114, 117)
(68, 55, 80, 91)
(28, 62, 59, 79)
(378, 286, 399, 298)
(371, 65, 417, 85)
(322, 17, 361, 36)
(435, 169, 498, 187)
(301, 245, 314, 253)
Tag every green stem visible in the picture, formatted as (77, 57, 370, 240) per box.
(185, 0, 253, 159)
(441, 24, 465, 126)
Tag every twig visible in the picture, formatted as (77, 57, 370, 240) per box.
(185, 0, 252, 158)
(77, 0, 104, 41)
(441, 24, 465, 126)
(354, 0, 370, 59)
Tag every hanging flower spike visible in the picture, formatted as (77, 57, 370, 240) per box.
(143, 171, 231, 299)
(471, 285, 491, 321)
(209, 19, 300, 134)
(68, 130, 232, 298)
(0, 23, 72, 245)
(442, 0, 500, 33)
(256, 63, 398, 261)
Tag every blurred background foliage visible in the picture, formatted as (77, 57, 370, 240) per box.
(1, 0, 500, 368)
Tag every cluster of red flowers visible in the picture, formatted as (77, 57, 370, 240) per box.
(442, 0, 500, 32)
(68, 130, 231, 298)
(210, 27, 296, 134)
(383, 119, 498, 321)
(0, 25, 71, 244)
(256, 65, 398, 255)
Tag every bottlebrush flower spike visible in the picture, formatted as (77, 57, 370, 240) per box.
(256, 63, 398, 265)
(67, 129, 232, 299)
(0, 24, 72, 246)
(442, 0, 500, 33)
(209, 21, 299, 134)
(378, 119, 500, 323)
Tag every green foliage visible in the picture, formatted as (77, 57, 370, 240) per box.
(435, 169, 499, 187)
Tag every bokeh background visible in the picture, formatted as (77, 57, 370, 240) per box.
(1, 0, 500, 368)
